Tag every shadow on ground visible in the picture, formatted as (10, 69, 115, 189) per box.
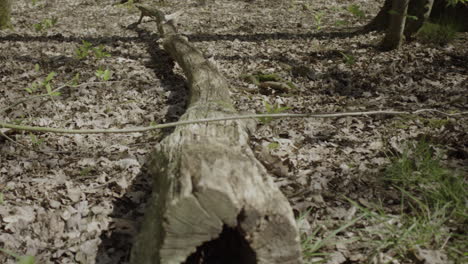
(94, 27, 187, 263)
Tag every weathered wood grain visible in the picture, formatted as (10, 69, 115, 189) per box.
(131, 6, 302, 264)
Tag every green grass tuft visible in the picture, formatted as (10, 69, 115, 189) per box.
(299, 140, 467, 263)
(378, 140, 467, 261)
(385, 140, 467, 220)
(416, 21, 460, 45)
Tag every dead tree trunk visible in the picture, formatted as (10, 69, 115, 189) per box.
(130, 6, 302, 264)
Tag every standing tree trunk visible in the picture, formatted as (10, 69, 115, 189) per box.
(380, 0, 410, 50)
(0, 0, 11, 30)
(363, 0, 462, 34)
(130, 5, 302, 264)
(404, 0, 434, 39)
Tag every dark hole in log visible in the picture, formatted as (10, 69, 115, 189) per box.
(184, 225, 256, 264)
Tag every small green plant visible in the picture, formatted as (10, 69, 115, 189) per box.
(93, 45, 111, 59)
(26, 72, 59, 96)
(75, 40, 93, 59)
(416, 22, 459, 45)
(385, 140, 466, 219)
(29, 133, 45, 147)
(339, 52, 356, 66)
(33, 17, 58, 32)
(427, 118, 449, 129)
(80, 167, 95, 177)
(255, 73, 281, 82)
(31, 0, 43, 6)
(311, 11, 325, 30)
(75, 41, 111, 60)
(95, 68, 112, 81)
(259, 102, 290, 124)
(0, 192, 4, 205)
(406, 14, 418, 21)
(335, 20, 348, 27)
(0, 248, 35, 264)
(69, 73, 80, 87)
(267, 142, 280, 149)
(33, 23, 42, 32)
(300, 3, 311, 11)
(347, 4, 365, 19)
(242, 72, 284, 86)
(388, 9, 417, 20)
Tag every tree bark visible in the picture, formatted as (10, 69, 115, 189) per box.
(380, 0, 410, 50)
(405, 0, 434, 38)
(0, 0, 11, 30)
(363, 0, 468, 34)
(130, 6, 302, 264)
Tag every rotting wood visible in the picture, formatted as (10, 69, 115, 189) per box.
(130, 5, 302, 264)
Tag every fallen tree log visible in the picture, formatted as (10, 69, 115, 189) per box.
(130, 5, 302, 264)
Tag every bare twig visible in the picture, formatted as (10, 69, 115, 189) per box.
(0, 130, 28, 148)
(0, 109, 466, 135)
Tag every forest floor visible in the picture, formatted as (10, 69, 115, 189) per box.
(0, 0, 467, 263)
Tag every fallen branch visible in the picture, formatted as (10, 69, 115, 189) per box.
(0, 109, 466, 134)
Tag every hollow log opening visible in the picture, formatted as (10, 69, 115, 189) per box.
(184, 225, 256, 264)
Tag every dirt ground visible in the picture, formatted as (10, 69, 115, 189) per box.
(0, 0, 467, 263)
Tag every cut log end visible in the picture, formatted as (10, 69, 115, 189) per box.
(131, 188, 302, 263)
